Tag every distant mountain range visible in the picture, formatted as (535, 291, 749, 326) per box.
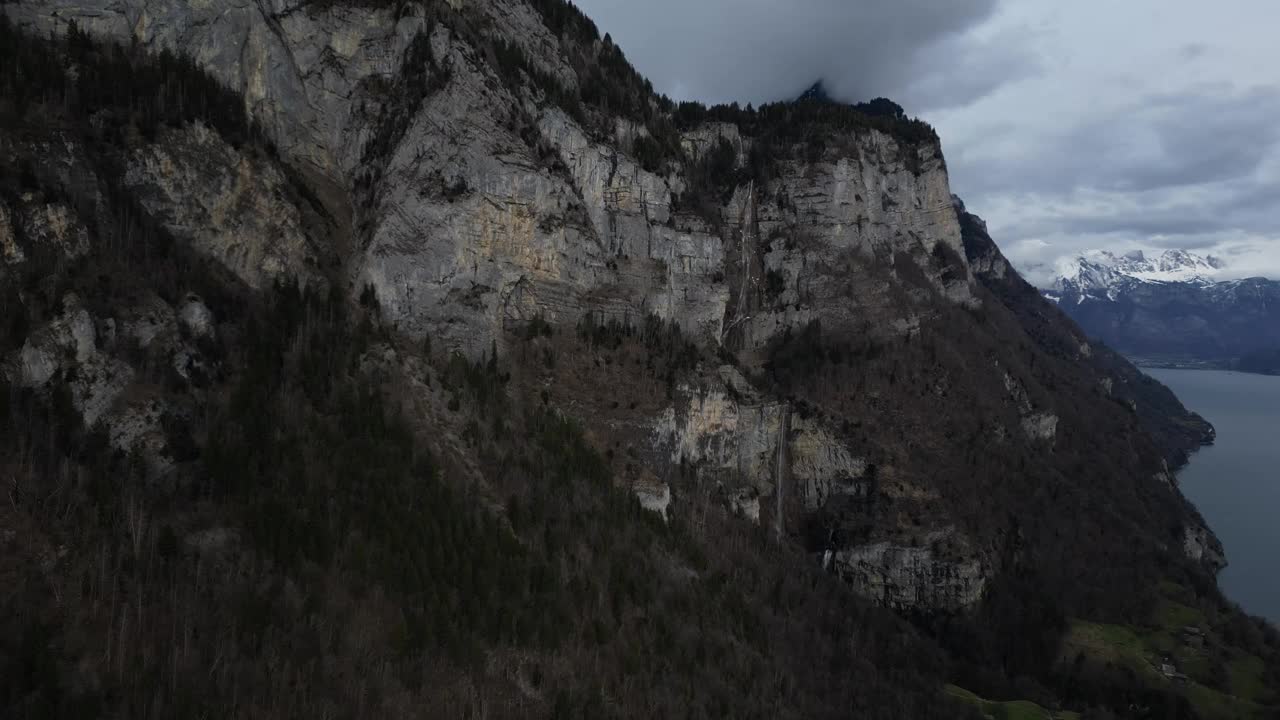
(1043, 250, 1280, 374)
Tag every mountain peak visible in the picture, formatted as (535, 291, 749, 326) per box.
(797, 80, 833, 103)
(1048, 248, 1227, 296)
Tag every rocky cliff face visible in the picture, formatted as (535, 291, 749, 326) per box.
(2, 0, 1224, 618)
(2, 288, 215, 478)
(7, 0, 970, 354)
(125, 123, 324, 289)
(833, 529, 986, 612)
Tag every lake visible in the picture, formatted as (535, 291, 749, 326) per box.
(1147, 368, 1280, 625)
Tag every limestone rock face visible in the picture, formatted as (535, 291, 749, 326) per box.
(476, 0, 579, 91)
(179, 295, 216, 339)
(124, 123, 318, 289)
(790, 419, 871, 511)
(13, 196, 91, 261)
(954, 196, 1007, 280)
(652, 369, 786, 499)
(13, 299, 98, 388)
(680, 122, 746, 163)
(1004, 371, 1058, 443)
(5, 0, 973, 361)
(834, 530, 986, 611)
(538, 108, 728, 339)
(633, 481, 672, 521)
(7, 296, 136, 429)
(356, 32, 605, 354)
(729, 487, 762, 523)
(0, 202, 24, 265)
(2, 291, 212, 477)
(355, 31, 733, 357)
(1021, 413, 1059, 442)
(651, 368, 987, 611)
(1183, 522, 1227, 573)
(122, 294, 179, 351)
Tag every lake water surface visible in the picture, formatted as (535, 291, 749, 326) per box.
(1147, 368, 1280, 625)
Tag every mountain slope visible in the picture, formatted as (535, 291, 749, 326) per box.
(0, 17, 966, 720)
(959, 206, 1219, 467)
(1045, 250, 1280, 369)
(2, 2, 1279, 718)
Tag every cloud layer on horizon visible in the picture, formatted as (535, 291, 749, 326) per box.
(949, 81, 1280, 284)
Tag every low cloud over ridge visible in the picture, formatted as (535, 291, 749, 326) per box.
(573, 0, 1024, 110)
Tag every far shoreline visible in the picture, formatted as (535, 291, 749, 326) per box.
(1131, 357, 1280, 377)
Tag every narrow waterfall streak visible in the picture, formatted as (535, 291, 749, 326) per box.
(775, 402, 789, 541)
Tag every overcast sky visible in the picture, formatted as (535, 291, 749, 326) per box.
(575, 0, 1280, 284)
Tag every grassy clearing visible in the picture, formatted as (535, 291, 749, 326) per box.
(1183, 682, 1261, 720)
(1229, 654, 1267, 701)
(944, 684, 1079, 720)
(1062, 621, 1163, 681)
(1060, 585, 1270, 720)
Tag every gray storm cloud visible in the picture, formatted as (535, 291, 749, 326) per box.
(573, 0, 1019, 110)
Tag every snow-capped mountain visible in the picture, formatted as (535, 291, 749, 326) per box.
(1050, 249, 1225, 296)
(1042, 250, 1280, 372)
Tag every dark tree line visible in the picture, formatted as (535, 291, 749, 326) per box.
(0, 15, 262, 148)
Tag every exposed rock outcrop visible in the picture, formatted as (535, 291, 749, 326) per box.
(790, 420, 871, 511)
(1021, 412, 1059, 443)
(834, 529, 986, 612)
(12, 295, 98, 388)
(124, 123, 319, 289)
(0, 202, 24, 265)
(680, 122, 745, 163)
(179, 295, 216, 339)
(2, 290, 209, 477)
(653, 379, 785, 497)
(652, 367, 982, 611)
(633, 481, 672, 521)
(0, 192, 95, 266)
(8, 296, 138, 433)
(1003, 370, 1058, 443)
(1183, 522, 1227, 573)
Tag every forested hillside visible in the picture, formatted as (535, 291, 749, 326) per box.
(0, 17, 968, 719)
